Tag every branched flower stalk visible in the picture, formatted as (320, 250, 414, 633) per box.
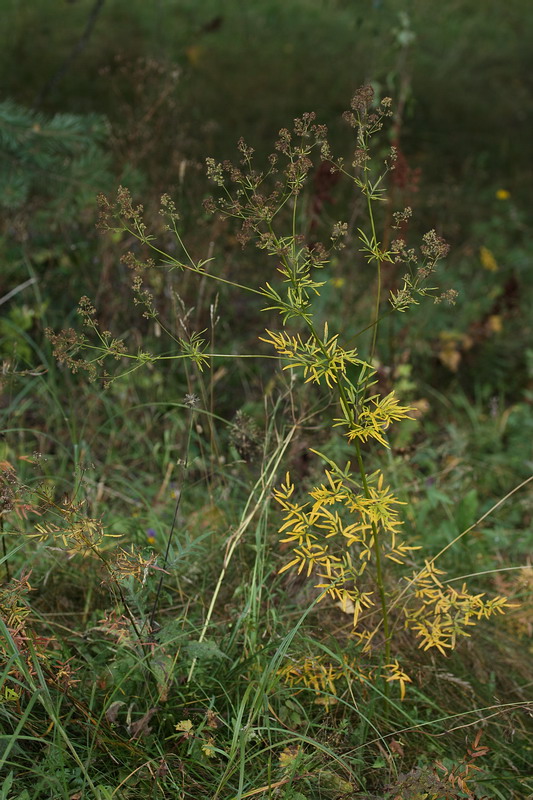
(0, 462, 163, 648)
(200, 87, 512, 691)
(46, 87, 513, 700)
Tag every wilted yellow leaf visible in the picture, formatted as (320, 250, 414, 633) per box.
(186, 45, 204, 67)
(410, 398, 430, 417)
(206, 709, 219, 728)
(202, 737, 216, 758)
(437, 332, 472, 372)
(279, 745, 300, 769)
(175, 719, 194, 738)
(336, 596, 355, 615)
(480, 246, 498, 272)
(314, 695, 338, 706)
(438, 342, 461, 372)
(487, 314, 503, 333)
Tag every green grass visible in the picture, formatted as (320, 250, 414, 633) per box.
(1, 366, 532, 799)
(1, 4, 532, 798)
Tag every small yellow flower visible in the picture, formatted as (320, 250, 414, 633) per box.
(330, 277, 345, 289)
(146, 528, 157, 545)
(495, 189, 510, 200)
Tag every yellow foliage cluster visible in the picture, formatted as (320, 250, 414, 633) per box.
(276, 468, 513, 660)
(405, 561, 516, 654)
(274, 469, 417, 629)
(260, 324, 361, 388)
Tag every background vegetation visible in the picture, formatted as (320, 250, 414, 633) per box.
(1, 1, 532, 798)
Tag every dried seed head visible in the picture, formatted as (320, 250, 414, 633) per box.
(350, 85, 375, 112)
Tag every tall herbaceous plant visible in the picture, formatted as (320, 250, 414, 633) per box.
(49, 87, 512, 700)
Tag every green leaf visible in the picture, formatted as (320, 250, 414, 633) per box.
(186, 639, 229, 661)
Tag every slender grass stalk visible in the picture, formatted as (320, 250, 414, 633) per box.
(187, 425, 296, 684)
(147, 400, 196, 634)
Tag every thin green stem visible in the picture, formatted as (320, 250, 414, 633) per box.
(1, 517, 10, 582)
(147, 404, 195, 633)
(366, 190, 382, 366)
(122, 225, 264, 296)
(302, 315, 392, 675)
(353, 440, 391, 666)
